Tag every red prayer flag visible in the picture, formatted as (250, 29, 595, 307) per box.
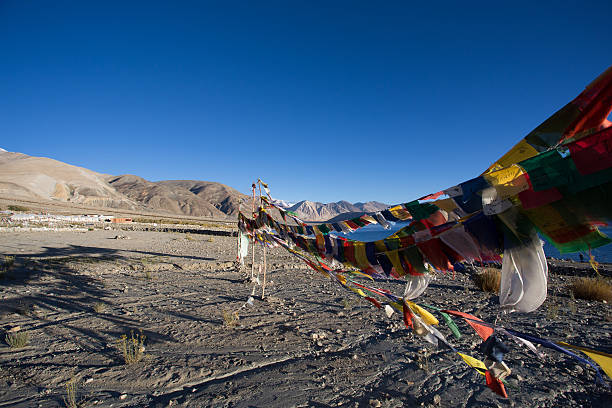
(402, 300, 414, 329)
(485, 370, 509, 398)
(442, 310, 493, 340)
(568, 126, 612, 175)
(518, 186, 563, 209)
(364, 297, 382, 309)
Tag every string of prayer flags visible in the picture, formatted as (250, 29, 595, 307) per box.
(237, 67, 612, 397)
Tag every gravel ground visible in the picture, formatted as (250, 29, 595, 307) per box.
(0, 230, 610, 407)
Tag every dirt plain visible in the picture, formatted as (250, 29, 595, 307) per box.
(0, 228, 610, 407)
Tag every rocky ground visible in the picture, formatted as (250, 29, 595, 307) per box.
(0, 229, 610, 407)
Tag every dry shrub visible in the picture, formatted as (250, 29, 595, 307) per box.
(341, 298, 355, 310)
(5, 331, 29, 349)
(63, 377, 88, 408)
(3, 256, 15, 269)
(473, 268, 501, 293)
(92, 302, 106, 313)
(0, 256, 15, 279)
(546, 301, 560, 320)
(117, 331, 146, 364)
(222, 310, 239, 327)
(570, 277, 612, 302)
(416, 348, 430, 372)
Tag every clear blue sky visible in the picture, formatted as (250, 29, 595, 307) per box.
(1, 1, 610, 204)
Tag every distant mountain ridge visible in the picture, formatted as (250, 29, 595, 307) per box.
(286, 200, 389, 222)
(0, 147, 388, 221)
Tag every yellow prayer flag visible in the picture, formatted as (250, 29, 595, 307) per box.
(389, 301, 403, 312)
(557, 342, 612, 379)
(405, 300, 439, 325)
(348, 287, 367, 297)
(374, 240, 388, 253)
(389, 205, 411, 220)
(347, 269, 375, 281)
(385, 250, 404, 276)
(433, 198, 458, 213)
(484, 164, 525, 186)
(353, 242, 372, 270)
(483, 164, 530, 199)
(457, 352, 487, 375)
(485, 139, 539, 173)
(361, 215, 377, 224)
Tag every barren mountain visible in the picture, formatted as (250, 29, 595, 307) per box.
(107, 176, 229, 218)
(0, 150, 141, 210)
(287, 200, 389, 222)
(156, 180, 245, 216)
(0, 149, 246, 219)
(354, 201, 389, 213)
(0, 148, 386, 221)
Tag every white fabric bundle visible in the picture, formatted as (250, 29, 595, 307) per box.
(499, 233, 548, 313)
(238, 232, 249, 265)
(403, 273, 433, 300)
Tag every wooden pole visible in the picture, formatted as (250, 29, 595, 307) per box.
(259, 181, 267, 300)
(262, 247, 267, 299)
(251, 183, 256, 279)
(236, 201, 241, 265)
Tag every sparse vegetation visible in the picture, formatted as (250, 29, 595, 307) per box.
(473, 268, 501, 293)
(0, 255, 15, 278)
(416, 348, 430, 372)
(568, 290, 577, 314)
(5, 331, 29, 349)
(222, 310, 239, 327)
(63, 377, 88, 408)
(92, 302, 106, 313)
(139, 258, 154, 279)
(341, 298, 355, 310)
(7, 205, 29, 212)
(570, 277, 612, 302)
(117, 331, 146, 364)
(15, 301, 36, 316)
(4, 255, 15, 269)
(185, 233, 195, 241)
(206, 236, 214, 242)
(546, 300, 560, 320)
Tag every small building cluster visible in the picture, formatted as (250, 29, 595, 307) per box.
(0, 210, 132, 226)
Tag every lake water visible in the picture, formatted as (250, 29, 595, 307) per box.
(331, 223, 612, 263)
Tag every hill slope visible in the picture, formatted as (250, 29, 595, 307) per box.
(0, 149, 247, 218)
(156, 180, 244, 216)
(0, 150, 141, 210)
(108, 176, 231, 218)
